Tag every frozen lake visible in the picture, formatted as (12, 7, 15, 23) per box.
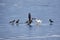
(0, 0, 60, 40)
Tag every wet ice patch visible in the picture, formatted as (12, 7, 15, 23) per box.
(1, 35, 60, 40)
(50, 35, 60, 37)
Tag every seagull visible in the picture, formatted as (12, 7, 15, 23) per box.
(9, 20, 15, 23)
(49, 19, 53, 23)
(16, 19, 19, 24)
(35, 19, 42, 25)
(32, 18, 42, 25)
(26, 13, 32, 25)
(49, 19, 54, 25)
